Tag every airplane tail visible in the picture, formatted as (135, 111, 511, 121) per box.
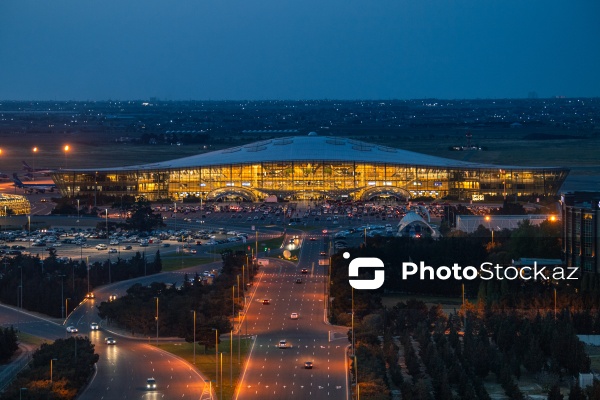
(22, 161, 33, 171)
(12, 173, 24, 187)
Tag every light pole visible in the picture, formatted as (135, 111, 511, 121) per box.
(238, 310, 242, 364)
(20, 388, 27, 400)
(230, 330, 233, 387)
(59, 274, 65, 319)
(32, 146, 37, 181)
(86, 256, 90, 295)
(554, 287, 557, 321)
(191, 310, 196, 364)
(19, 265, 23, 309)
(105, 209, 109, 246)
(212, 328, 218, 392)
(63, 145, 69, 169)
(220, 352, 223, 400)
(154, 297, 159, 344)
(65, 298, 70, 320)
(50, 358, 58, 384)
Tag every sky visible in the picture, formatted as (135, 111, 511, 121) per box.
(1, 0, 599, 101)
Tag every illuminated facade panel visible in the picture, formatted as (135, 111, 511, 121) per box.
(51, 135, 569, 202)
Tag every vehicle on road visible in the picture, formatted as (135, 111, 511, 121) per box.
(146, 378, 157, 390)
(66, 326, 78, 333)
(109, 294, 117, 302)
(296, 278, 303, 284)
(262, 299, 270, 305)
(95, 244, 107, 250)
(123, 245, 132, 250)
(304, 361, 313, 369)
(301, 268, 308, 274)
(85, 292, 95, 299)
(90, 322, 99, 330)
(278, 340, 288, 348)
(108, 248, 117, 253)
(291, 313, 298, 320)
(105, 337, 117, 345)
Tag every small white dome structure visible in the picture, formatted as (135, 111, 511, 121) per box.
(397, 211, 438, 238)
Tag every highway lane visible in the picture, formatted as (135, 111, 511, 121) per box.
(0, 265, 221, 400)
(0, 304, 64, 340)
(66, 266, 223, 400)
(237, 234, 348, 400)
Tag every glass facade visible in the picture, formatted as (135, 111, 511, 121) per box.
(52, 161, 568, 202)
(562, 193, 600, 274)
(0, 194, 31, 216)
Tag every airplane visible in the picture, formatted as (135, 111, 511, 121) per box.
(22, 161, 52, 176)
(12, 174, 56, 193)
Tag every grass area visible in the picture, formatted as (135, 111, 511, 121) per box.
(17, 331, 50, 347)
(153, 338, 253, 400)
(161, 254, 215, 271)
(208, 235, 285, 255)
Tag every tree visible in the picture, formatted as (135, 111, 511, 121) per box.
(0, 326, 19, 362)
(548, 384, 564, 400)
(125, 200, 165, 231)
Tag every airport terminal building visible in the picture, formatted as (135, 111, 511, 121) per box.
(51, 134, 569, 202)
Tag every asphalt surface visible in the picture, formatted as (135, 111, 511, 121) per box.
(236, 234, 348, 400)
(69, 267, 224, 400)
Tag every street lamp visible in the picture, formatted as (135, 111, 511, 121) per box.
(59, 274, 65, 319)
(191, 310, 196, 364)
(65, 298, 70, 320)
(50, 358, 58, 384)
(18, 265, 23, 309)
(212, 328, 218, 391)
(63, 145, 69, 169)
(32, 146, 38, 181)
(154, 297, 159, 344)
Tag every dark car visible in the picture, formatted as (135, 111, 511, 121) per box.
(301, 268, 308, 274)
(262, 299, 270, 305)
(296, 278, 303, 284)
(304, 361, 313, 369)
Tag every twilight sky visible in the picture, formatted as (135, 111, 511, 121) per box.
(1, 0, 599, 100)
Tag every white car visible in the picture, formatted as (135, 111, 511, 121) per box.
(108, 248, 118, 253)
(146, 378, 157, 390)
(105, 337, 117, 345)
(66, 326, 78, 333)
(290, 313, 299, 320)
(90, 322, 99, 330)
(278, 340, 288, 349)
(95, 244, 107, 250)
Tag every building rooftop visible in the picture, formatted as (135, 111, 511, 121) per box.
(72, 135, 567, 172)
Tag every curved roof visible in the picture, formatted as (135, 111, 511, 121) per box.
(76, 135, 565, 172)
(397, 211, 438, 237)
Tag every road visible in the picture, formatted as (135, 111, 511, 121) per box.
(0, 266, 220, 400)
(236, 234, 348, 400)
